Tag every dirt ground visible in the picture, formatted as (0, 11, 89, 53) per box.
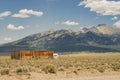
(0, 72, 120, 80)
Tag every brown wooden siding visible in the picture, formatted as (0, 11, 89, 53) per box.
(11, 50, 54, 59)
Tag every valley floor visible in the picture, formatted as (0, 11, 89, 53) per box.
(0, 72, 120, 80)
(0, 53, 120, 80)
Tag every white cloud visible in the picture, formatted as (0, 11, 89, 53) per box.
(4, 37, 12, 41)
(7, 24, 25, 30)
(112, 16, 118, 20)
(12, 14, 29, 18)
(0, 11, 11, 19)
(12, 9, 43, 18)
(62, 20, 79, 26)
(114, 20, 120, 28)
(79, 0, 120, 16)
(19, 9, 43, 16)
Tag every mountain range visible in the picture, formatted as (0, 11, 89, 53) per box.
(1, 24, 120, 54)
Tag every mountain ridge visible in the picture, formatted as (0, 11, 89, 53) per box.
(0, 24, 120, 53)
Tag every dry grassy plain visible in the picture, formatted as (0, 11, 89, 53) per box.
(0, 52, 120, 80)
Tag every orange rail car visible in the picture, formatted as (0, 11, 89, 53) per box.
(11, 50, 54, 59)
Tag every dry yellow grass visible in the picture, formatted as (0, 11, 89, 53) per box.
(0, 53, 120, 75)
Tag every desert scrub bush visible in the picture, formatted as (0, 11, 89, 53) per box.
(111, 63, 120, 71)
(0, 68, 10, 75)
(42, 64, 57, 74)
(16, 67, 28, 74)
(96, 66, 106, 73)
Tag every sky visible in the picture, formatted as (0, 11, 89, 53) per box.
(0, 0, 120, 44)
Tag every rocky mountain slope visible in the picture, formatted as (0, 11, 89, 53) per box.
(0, 24, 120, 53)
